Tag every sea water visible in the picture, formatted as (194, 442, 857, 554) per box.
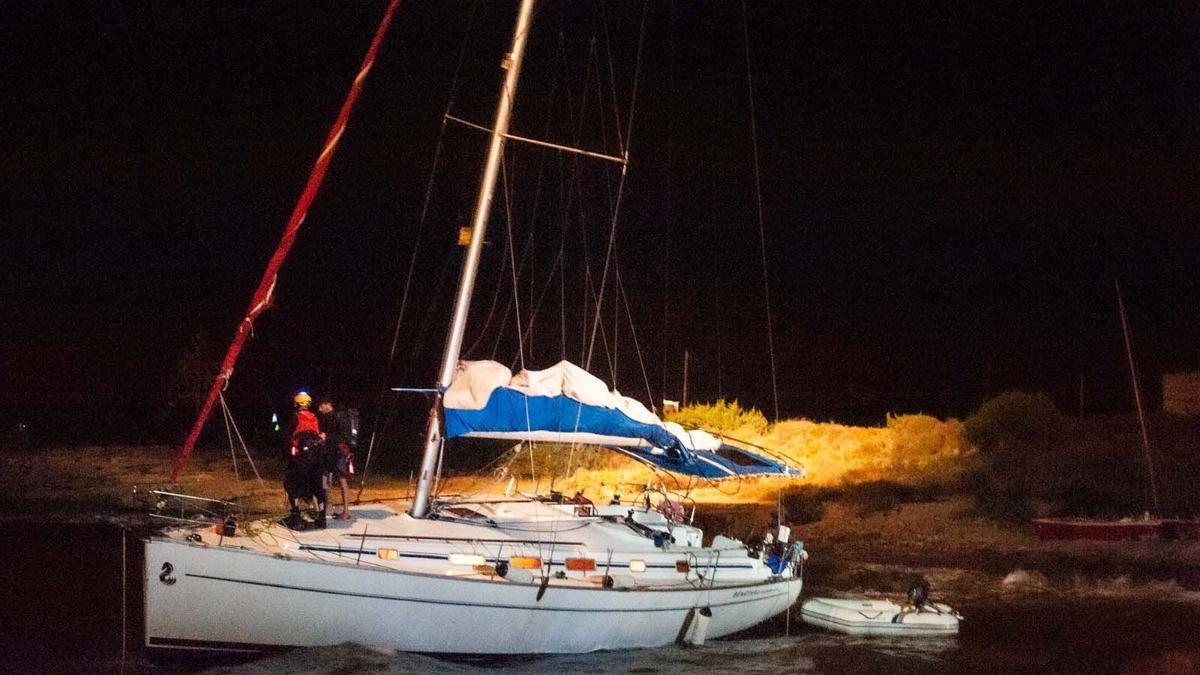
(4, 523, 1198, 674)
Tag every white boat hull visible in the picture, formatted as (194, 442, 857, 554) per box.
(799, 597, 959, 636)
(145, 537, 802, 653)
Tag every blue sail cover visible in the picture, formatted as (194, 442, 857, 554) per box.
(442, 361, 799, 480)
(446, 388, 688, 457)
(611, 444, 799, 479)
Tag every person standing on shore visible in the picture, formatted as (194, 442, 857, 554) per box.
(317, 395, 355, 520)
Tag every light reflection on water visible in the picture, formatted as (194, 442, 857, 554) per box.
(210, 597, 1200, 675)
(199, 618, 1200, 675)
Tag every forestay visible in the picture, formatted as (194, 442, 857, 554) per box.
(443, 360, 798, 479)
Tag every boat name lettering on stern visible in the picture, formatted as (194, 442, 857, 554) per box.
(732, 588, 769, 599)
(159, 562, 177, 585)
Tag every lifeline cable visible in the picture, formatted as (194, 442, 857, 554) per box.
(173, 0, 405, 479)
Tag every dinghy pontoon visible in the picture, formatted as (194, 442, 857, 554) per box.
(800, 597, 961, 636)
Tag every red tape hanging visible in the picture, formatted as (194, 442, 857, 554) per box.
(173, 0, 404, 480)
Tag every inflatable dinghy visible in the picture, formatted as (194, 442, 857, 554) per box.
(800, 597, 961, 636)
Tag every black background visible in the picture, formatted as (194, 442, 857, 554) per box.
(4, 1, 1197, 448)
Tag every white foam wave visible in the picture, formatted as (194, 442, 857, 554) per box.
(1000, 568, 1200, 603)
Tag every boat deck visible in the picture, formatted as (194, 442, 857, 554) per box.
(164, 497, 771, 589)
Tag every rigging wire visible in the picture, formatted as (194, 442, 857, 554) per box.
(612, 253, 619, 386)
(583, 0, 649, 372)
(358, 1, 481, 499)
(498, 156, 540, 494)
(481, 71, 562, 362)
(218, 392, 265, 485)
(220, 394, 240, 482)
(566, 36, 598, 368)
(501, 162, 528, 371)
(381, 0, 479, 367)
(616, 265, 657, 409)
(558, 195, 568, 364)
(508, 249, 564, 372)
(584, 267, 617, 378)
(518, 77, 560, 360)
(359, 249, 455, 502)
(599, 1, 627, 156)
(502, 17, 605, 373)
(741, 0, 781, 422)
(659, 0, 678, 410)
(463, 224, 512, 357)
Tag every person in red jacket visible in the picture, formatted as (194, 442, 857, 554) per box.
(284, 391, 326, 529)
(291, 391, 321, 442)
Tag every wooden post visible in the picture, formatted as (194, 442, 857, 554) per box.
(682, 350, 690, 407)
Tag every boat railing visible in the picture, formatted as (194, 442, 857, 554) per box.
(140, 488, 239, 527)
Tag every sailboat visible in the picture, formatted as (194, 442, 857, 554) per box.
(1032, 281, 1171, 542)
(145, 0, 805, 654)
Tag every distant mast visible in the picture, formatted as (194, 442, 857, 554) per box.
(682, 349, 690, 407)
(1115, 279, 1160, 514)
(410, 0, 537, 518)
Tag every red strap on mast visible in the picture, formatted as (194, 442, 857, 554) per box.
(173, 0, 404, 480)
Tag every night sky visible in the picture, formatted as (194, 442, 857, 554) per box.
(4, 1, 1198, 446)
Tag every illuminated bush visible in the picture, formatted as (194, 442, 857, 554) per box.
(501, 442, 616, 480)
(667, 400, 770, 436)
(759, 414, 971, 489)
(541, 393, 1196, 519)
(552, 403, 976, 505)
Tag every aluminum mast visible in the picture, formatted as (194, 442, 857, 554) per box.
(410, 0, 537, 518)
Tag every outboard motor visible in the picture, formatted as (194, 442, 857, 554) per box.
(907, 577, 931, 610)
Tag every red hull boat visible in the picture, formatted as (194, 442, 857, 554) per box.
(1163, 519, 1200, 540)
(1032, 518, 1164, 542)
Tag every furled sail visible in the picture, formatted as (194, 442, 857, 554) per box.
(443, 360, 799, 479)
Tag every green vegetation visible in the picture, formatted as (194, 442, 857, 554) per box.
(668, 391, 1200, 523)
(960, 391, 1200, 519)
(666, 399, 770, 436)
(666, 401, 971, 492)
(962, 391, 1061, 519)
